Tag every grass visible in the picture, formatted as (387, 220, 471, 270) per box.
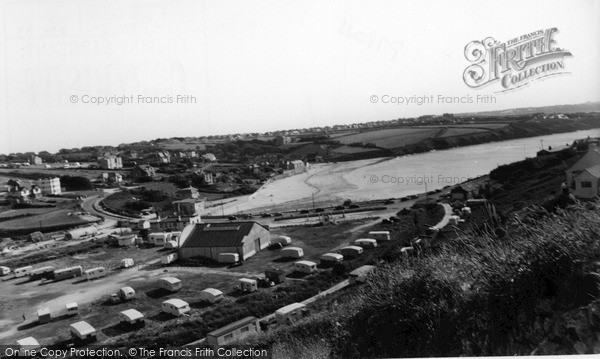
(0, 210, 99, 236)
(249, 202, 600, 357)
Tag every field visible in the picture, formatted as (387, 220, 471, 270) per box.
(0, 168, 110, 181)
(438, 127, 491, 137)
(0, 209, 100, 235)
(335, 128, 439, 148)
(331, 146, 381, 155)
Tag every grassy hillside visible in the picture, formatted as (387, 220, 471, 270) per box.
(249, 203, 600, 357)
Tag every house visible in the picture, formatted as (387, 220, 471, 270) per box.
(37, 177, 61, 195)
(130, 164, 157, 181)
(16, 337, 40, 353)
(6, 184, 31, 203)
(201, 153, 217, 162)
(275, 136, 291, 146)
(29, 155, 43, 165)
(206, 316, 260, 347)
(98, 155, 123, 169)
(37, 307, 52, 324)
(174, 186, 200, 200)
(178, 222, 270, 261)
(571, 165, 600, 199)
(102, 172, 123, 184)
(566, 145, 600, 190)
(30, 185, 42, 199)
(286, 160, 306, 173)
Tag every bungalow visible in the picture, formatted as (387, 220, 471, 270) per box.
(566, 145, 600, 189)
(178, 222, 270, 261)
(206, 316, 260, 347)
(572, 164, 600, 199)
(102, 172, 123, 184)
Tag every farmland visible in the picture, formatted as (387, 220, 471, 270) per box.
(0, 210, 100, 234)
(335, 128, 439, 148)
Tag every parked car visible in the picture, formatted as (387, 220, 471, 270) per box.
(315, 208, 325, 213)
(349, 204, 361, 209)
(335, 205, 346, 210)
(260, 213, 272, 218)
(300, 209, 310, 214)
(273, 212, 283, 217)
(384, 199, 394, 204)
(400, 197, 409, 202)
(228, 216, 238, 221)
(242, 213, 253, 219)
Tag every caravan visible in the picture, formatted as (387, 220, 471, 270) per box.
(14, 266, 33, 278)
(162, 299, 190, 316)
(84, 267, 107, 280)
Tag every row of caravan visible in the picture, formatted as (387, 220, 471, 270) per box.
(11, 265, 109, 281)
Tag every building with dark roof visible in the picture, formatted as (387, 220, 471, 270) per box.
(178, 222, 270, 261)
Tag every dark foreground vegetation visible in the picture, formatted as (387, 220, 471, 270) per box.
(249, 203, 600, 357)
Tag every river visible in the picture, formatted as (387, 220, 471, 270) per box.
(217, 129, 600, 214)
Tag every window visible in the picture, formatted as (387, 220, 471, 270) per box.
(224, 333, 233, 341)
(241, 326, 249, 333)
(581, 181, 592, 188)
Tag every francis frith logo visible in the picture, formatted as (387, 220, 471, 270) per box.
(463, 28, 572, 92)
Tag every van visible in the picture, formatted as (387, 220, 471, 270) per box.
(161, 252, 178, 265)
(368, 231, 391, 242)
(162, 299, 190, 317)
(65, 303, 79, 316)
(84, 267, 107, 280)
(14, 266, 33, 278)
(294, 260, 317, 274)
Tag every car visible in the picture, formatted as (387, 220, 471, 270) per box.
(228, 216, 238, 221)
(349, 204, 360, 209)
(273, 212, 283, 217)
(300, 209, 310, 214)
(384, 199, 394, 204)
(242, 213, 253, 219)
(260, 213, 272, 218)
(315, 208, 325, 213)
(408, 195, 419, 199)
(334, 205, 346, 210)
(399, 197, 409, 202)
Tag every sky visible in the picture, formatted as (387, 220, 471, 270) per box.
(0, 0, 599, 154)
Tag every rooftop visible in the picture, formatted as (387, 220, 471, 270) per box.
(181, 222, 268, 248)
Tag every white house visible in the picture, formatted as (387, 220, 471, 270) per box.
(572, 165, 600, 199)
(566, 145, 600, 189)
